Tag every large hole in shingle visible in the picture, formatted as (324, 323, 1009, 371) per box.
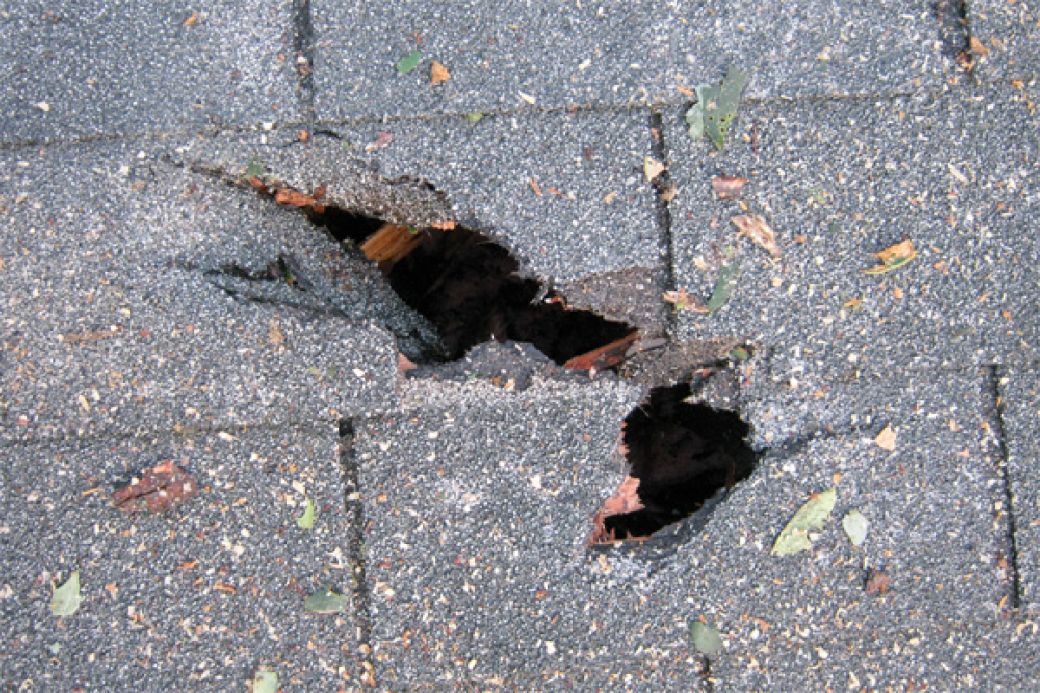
(301, 205, 636, 365)
(591, 383, 758, 544)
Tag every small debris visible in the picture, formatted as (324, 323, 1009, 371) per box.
(864, 239, 916, 275)
(732, 214, 781, 258)
(842, 509, 869, 546)
(50, 571, 83, 617)
(34, 101, 51, 113)
(112, 460, 198, 513)
(662, 288, 709, 314)
(969, 35, 990, 58)
(304, 586, 349, 614)
(273, 187, 326, 213)
(243, 160, 265, 179)
(366, 131, 394, 152)
(865, 568, 891, 595)
(183, 11, 201, 27)
(689, 619, 724, 655)
(563, 331, 639, 374)
(430, 60, 451, 85)
(874, 425, 897, 451)
(397, 352, 418, 373)
(771, 487, 837, 556)
(429, 220, 457, 230)
(464, 112, 484, 124)
(297, 498, 317, 530)
(268, 319, 285, 348)
(360, 223, 424, 263)
(518, 91, 537, 105)
(711, 175, 749, 199)
(396, 49, 422, 75)
(528, 178, 543, 196)
(252, 668, 278, 693)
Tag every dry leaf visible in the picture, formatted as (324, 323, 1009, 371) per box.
(112, 461, 198, 513)
(430, 60, 451, 85)
(864, 239, 916, 274)
(430, 220, 456, 230)
(183, 11, 200, 27)
(268, 319, 285, 348)
(273, 187, 326, 213)
(365, 131, 394, 152)
(589, 476, 646, 544)
(712, 175, 749, 199)
(529, 178, 542, 196)
(643, 156, 666, 182)
(732, 214, 781, 258)
(397, 352, 417, 373)
(865, 569, 891, 594)
(969, 35, 990, 58)
(874, 424, 897, 451)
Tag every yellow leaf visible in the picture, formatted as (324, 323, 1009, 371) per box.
(874, 425, 897, 451)
(643, 156, 666, 182)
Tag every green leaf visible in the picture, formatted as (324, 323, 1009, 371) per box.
(396, 49, 422, 75)
(244, 160, 265, 178)
(296, 498, 317, 530)
(689, 620, 723, 655)
(50, 570, 83, 617)
(464, 112, 484, 124)
(842, 509, 869, 547)
(771, 487, 837, 556)
(706, 261, 740, 313)
(252, 668, 278, 693)
(304, 586, 349, 614)
(685, 66, 748, 150)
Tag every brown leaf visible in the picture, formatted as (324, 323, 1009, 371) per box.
(183, 11, 200, 27)
(112, 461, 198, 513)
(969, 35, 990, 58)
(430, 60, 451, 85)
(245, 176, 269, 193)
(562, 331, 640, 373)
(864, 239, 916, 275)
(865, 569, 891, 594)
(712, 175, 749, 199)
(732, 214, 781, 258)
(430, 220, 456, 230)
(529, 178, 543, 196)
(366, 131, 394, 152)
(874, 424, 897, 451)
(273, 187, 325, 213)
(589, 475, 646, 545)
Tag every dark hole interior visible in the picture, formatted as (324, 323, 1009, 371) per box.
(604, 383, 758, 541)
(310, 208, 634, 364)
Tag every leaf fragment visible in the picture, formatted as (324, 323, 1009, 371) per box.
(706, 262, 741, 313)
(589, 475, 646, 544)
(297, 498, 317, 530)
(643, 156, 666, 182)
(430, 60, 451, 85)
(252, 668, 278, 693)
(842, 509, 869, 547)
(711, 175, 749, 199)
(864, 239, 916, 275)
(662, 288, 709, 314)
(396, 49, 422, 75)
(771, 487, 837, 556)
(304, 586, 349, 614)
(244, 160, 265, 179)
(732, 214, 781, 258)
(874, 425, 897, 451)
(865, 568, 891, 594)
(51, 571, 83, 617)
(685, 66, 749, 150)
(464, 111, 484, 124)
(365, 131, 394, 152)
(112, 461, 198, 513)
(689, 619, 723, 655)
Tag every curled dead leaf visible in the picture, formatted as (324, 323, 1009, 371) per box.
(112, 461, 198, 513)
(732, 214, 781, 258)
(712, 175, 749, 199)
(430, 60, 451, 85)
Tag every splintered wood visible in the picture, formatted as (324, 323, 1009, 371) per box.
(360, 223, 424, 262)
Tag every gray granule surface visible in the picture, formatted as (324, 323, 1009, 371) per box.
(0, 426, 361, 690)
(2, 0, 1040, 688)
(0, 1, 298, 144)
